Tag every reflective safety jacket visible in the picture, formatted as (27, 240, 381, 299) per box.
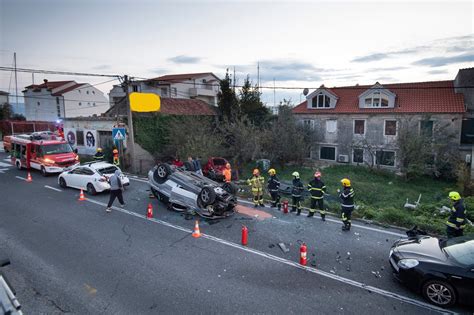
(248, 175, 265, 192)
(446, 199, 467, 230)
(93, 152, 104, 161)
(308, 178, 326, 199)
(267, 175, 280, 192)
(292, 178, 304, 197)
(223, 168, 231, 183)
(339, 187, 355, 207)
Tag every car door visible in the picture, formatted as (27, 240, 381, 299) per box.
(79, 168, 96, 190)
(450, 266, 474, 302)
(65, 167, 84, 188)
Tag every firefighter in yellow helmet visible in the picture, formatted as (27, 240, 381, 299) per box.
(247, 168, 265, 207)
(291, 171, 304, 215)
(338, 178, 355, 231)
(308, 171, 326, 220)
(267, 168, 281, 209)
(446, 191, 466, 238)
(93, 147, 105, 161)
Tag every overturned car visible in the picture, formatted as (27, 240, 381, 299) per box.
(148, 163, 238, 219)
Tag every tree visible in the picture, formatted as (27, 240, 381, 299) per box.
(0, 103, 13, 120)
(217, 69, 239, 121)
(239, 76, 270, 125)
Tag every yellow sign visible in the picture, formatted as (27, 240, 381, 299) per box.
(129, 92, 161, 112)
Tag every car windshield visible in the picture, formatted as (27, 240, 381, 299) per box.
(441, 236, 474, 267)
(213, 158, 226, 166)
(97, 166, 119, 175)
(43, 143, 73, 155)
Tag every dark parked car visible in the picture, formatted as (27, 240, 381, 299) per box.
(389, 234, 474, 308)
(148, 163, 238, 219)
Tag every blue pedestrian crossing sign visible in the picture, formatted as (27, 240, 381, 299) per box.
(112, 128, 126, 141)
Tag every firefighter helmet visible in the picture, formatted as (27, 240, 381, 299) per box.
(97, 147, 102, 152)
(268, 168, 276, 175)
(341, 178, 351, 187)
(292, 171, 300, 179)
(448, 191, 461, 201)
(253, 168, 260, 176)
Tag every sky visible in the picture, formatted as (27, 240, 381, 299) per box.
(0, 0, 473, 108)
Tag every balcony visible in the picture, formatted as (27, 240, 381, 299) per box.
(189, 87, 216, 97)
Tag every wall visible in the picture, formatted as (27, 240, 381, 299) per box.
(24, 88, 58, 121)
(63, 85, 109, 118)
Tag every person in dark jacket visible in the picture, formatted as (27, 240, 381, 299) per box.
(446, 191, 467, 238)
(291, 171, 304, 215)
(338, 178, 355, 231)
(106, 169, 125, 212)
(184, 156, 196, 172)
(308, 171, 326, 220)
(93, 148, 105, 161)
(267, 168, 281, 209)
(193, 157, 203, 175)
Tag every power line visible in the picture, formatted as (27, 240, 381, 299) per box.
(0, 66, 120, 78)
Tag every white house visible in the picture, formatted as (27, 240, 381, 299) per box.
(23, 80, 109, 121)
(108, 72, 220, 108)
(0, 91, 8, 105)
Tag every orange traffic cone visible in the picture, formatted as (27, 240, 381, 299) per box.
(78, 189, 86, 201)
(192, 220, 201, 238)
(26, 172, 32, 182)
(147, 203, 153, 218)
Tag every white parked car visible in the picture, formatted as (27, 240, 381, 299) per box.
(58, 162, 130, 195)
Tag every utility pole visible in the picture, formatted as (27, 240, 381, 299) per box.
(14, 52, 18, 113)
(123, 75, 136, 173)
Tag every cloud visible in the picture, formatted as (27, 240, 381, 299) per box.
(352, 49, 420, 63)
(91, 64, 111, 70)
(367, 66, 408, 72)
(150, 68, 170, 75)
(412, 53, 474, 67)
(427, 69, 448, 75)
(168, 55, 201, 64)
(352, 53, 389, 63)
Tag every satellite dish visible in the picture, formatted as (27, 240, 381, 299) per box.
(303, 88, 309, 96)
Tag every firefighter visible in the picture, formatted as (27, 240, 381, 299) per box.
(93, 148, 105, 161)
(223, 163, 232, 183)
(113, 147, 120, 166)
(338, 178, 355, 231)
(446, 191, 467, 238)
(267, 168, 281, 209)
(308, 171, 326, 220)
(291, 171, 304, 215)
(247, 169, 265, 207)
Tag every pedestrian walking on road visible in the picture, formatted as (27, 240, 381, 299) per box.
(446, 191, 466, 238)
(247, 169, 265, 207)
(338, 178, 355, 231)
(106, 169, 125, 212)
(308, 171, 326, 220)
(267, 168, 281, 209)
(291, 171, 304, 215)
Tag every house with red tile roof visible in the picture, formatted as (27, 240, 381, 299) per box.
(108, 72, 220, 109)
(22, 79, 109, 121)
(292, 76, 470, 170)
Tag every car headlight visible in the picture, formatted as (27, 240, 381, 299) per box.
(397, 259, 419, 269)
(44, 158, 54, 164)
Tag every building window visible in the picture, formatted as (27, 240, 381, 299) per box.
(354, 120, 365, 135)
(384, 120, 397, 136)
(353, 148, 364, 163)
(320, 146, 336, 160)
(93, 102, 96, 106)
(326, 120, 337, 133)
(461, 118, 474, 144)
(364, 91, 390, 108)
(78, 90, 81, 93)
(376, 150, 395, 166)
(303, 119, 314, 130)
(312, 93, 331, 108)
(420, 120, 434, 137)
(37, 101, 40, 106)
(161, 88, 168, 97)
(171, 87, 177, 97)
(56, 97, 60, 105)
(76, 130, 84, 145)
(92, 90, 95, 94)
(132, 85, 139, 92)
(87, 102, 90, 106)
(86, 90, 89, 94)
(79, 102, 82, 106)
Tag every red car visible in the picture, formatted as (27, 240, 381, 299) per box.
(202, 157, 229, 182)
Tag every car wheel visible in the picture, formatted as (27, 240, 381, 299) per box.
(59, 177, 67, 188)
(222, 182, 238, 195)
(87, 183, 97, 195)
(153, 164, 172, 183)
(41, 166, 48, 177)
(16, 161, 21, 170)
(198, 186, 216, 206)
(422, 279, 456, 307)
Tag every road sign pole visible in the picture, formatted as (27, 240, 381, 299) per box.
(123, 75, 136, 173)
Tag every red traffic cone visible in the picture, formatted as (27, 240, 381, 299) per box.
(192, 220, 201, 238)
(146, 203, 153, 218)
(78, 189, 86, 201)
(26, 172, 32, 182)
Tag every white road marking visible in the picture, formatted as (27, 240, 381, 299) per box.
(44, 185, 62, 192)
(3, 158, 11, 162)
(15, 176, 26, 181)
(84, 197, 453, 314)
(0, 161, 12, 167)
(0, 168, 9, 173)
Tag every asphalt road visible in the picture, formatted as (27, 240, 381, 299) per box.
(0, 151, 471, 314)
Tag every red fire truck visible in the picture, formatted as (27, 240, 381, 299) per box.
(10, 132, 79, 176)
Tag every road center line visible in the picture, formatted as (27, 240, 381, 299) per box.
(44, 185, 62, 192)
(84, 197, 452, 315)
(15, 176, 26, 181)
